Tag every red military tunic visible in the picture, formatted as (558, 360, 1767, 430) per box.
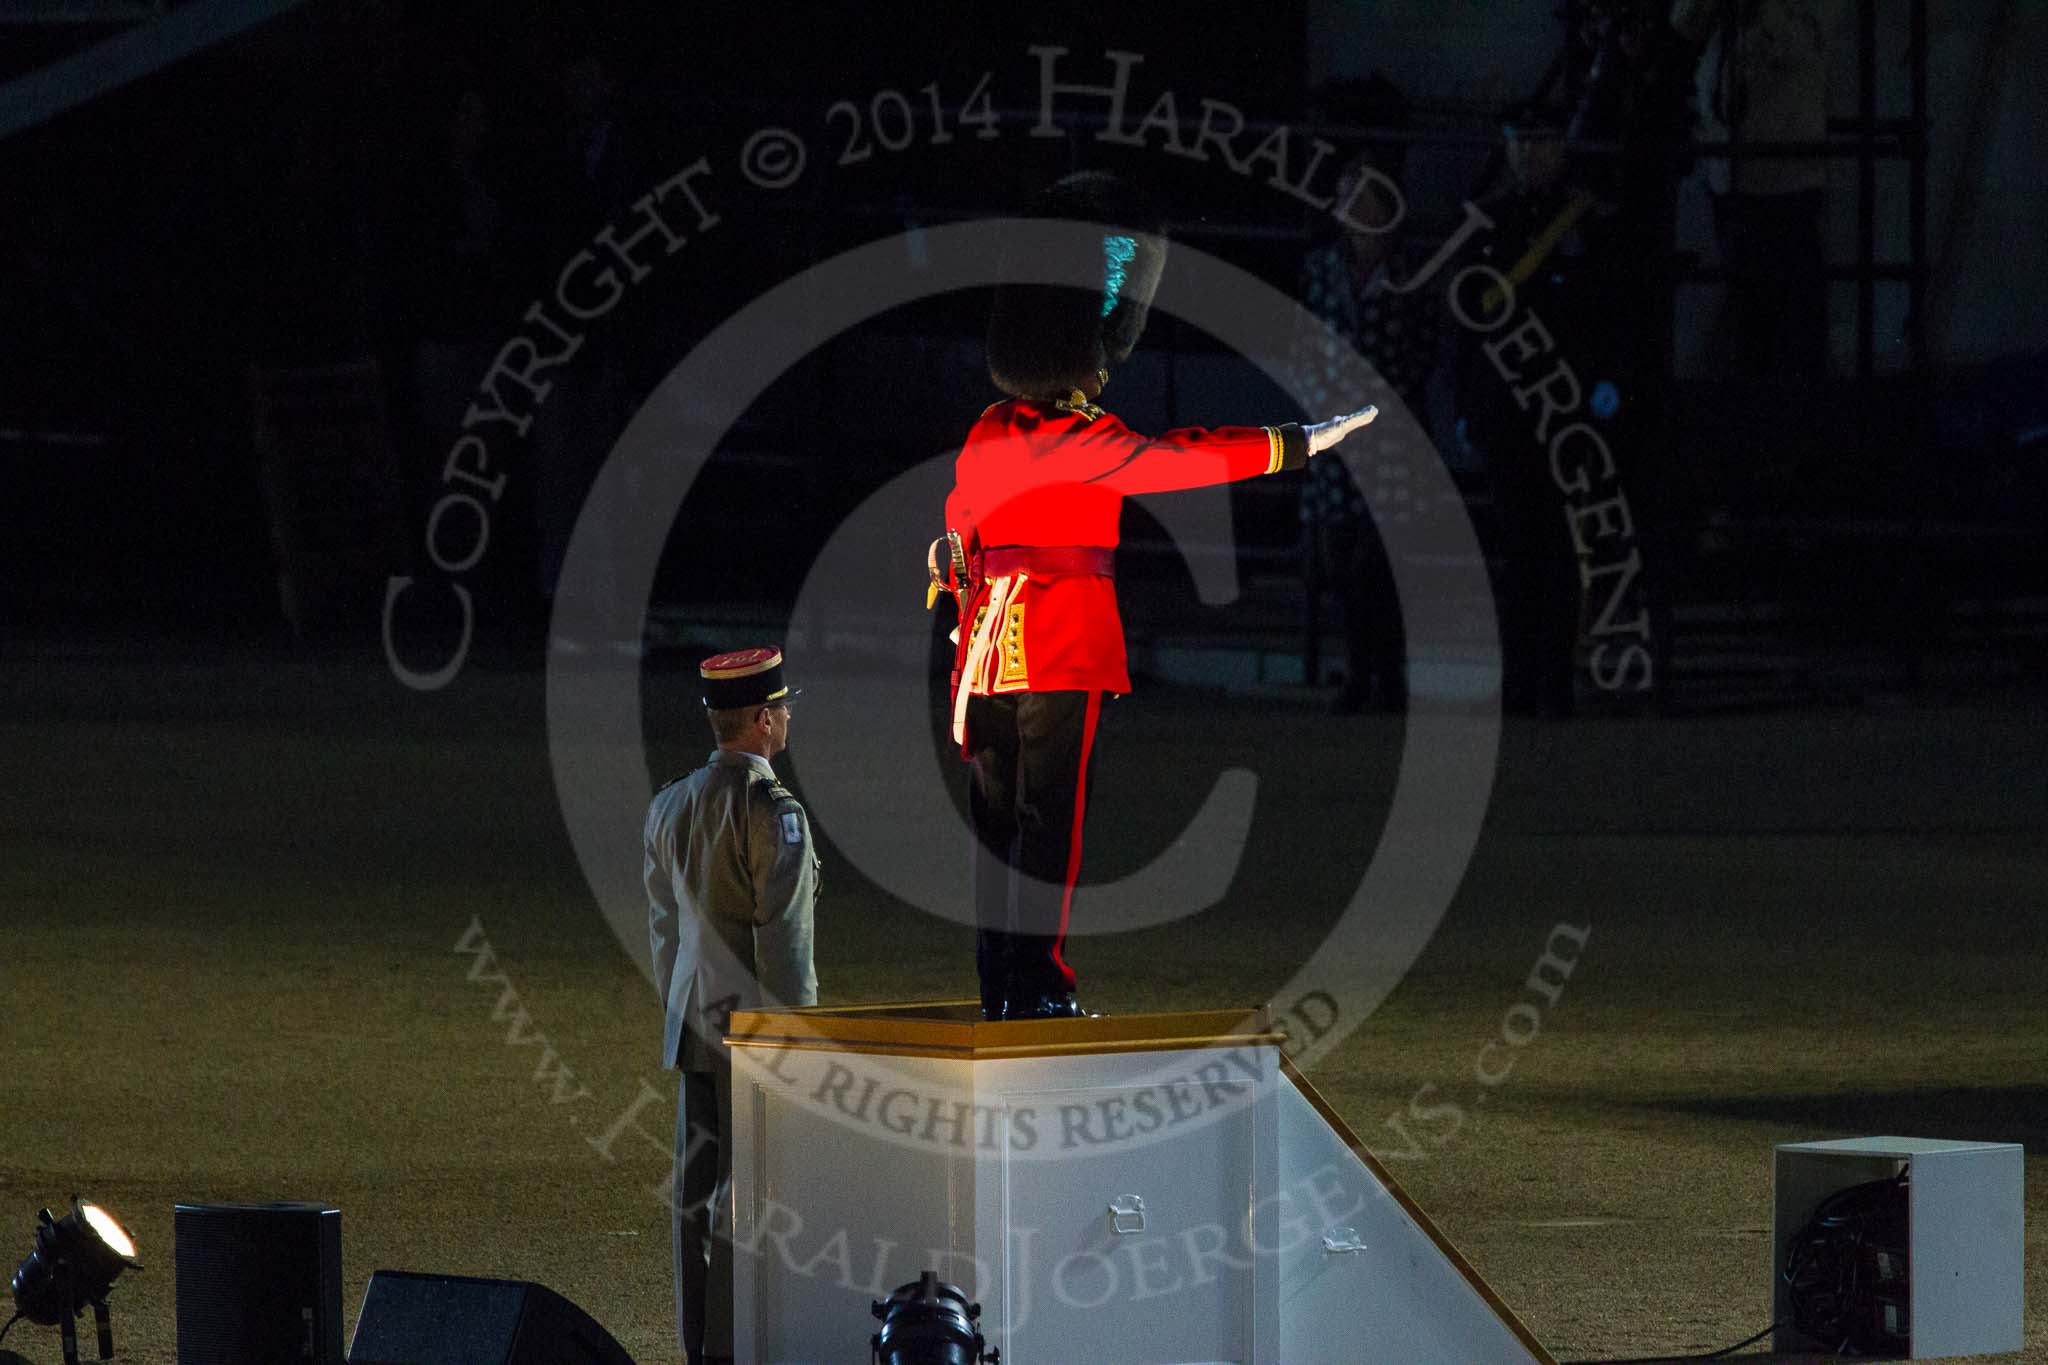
(945, 396, 1308, 724)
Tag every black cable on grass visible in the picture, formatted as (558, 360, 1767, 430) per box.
(1564, 1318, 1778, 1363)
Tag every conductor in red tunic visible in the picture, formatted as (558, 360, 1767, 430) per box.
(934, 171, 1379, 1021)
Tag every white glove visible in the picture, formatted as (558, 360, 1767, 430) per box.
(1306, 404, 1378, 455)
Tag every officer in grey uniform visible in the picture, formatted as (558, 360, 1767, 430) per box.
(646, 645, 818, 1365)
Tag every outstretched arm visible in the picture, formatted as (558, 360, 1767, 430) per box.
(1036, 415, 1308, 496)
(945, 401, 1380, 528)
(1060, 406, 1379, 493)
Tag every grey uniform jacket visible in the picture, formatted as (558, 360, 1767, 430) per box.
(646, 749, 819, 1073)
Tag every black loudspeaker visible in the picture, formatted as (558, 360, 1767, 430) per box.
(174, 1201, 345, 1365)
(346, 1270, 636, 1365)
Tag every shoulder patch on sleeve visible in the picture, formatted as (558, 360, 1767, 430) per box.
(780, 810, 804, 845)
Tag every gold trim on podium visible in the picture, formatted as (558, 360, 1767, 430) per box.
(727, 1000, 1282, 1061)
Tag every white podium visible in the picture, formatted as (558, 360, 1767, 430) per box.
(727, 1002, 1551, 1364)
(1773, 1136, 2025, 1358)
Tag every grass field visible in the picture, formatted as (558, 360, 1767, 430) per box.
(2, 640, 2042, 1363)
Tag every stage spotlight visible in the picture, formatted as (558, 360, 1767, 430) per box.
(4, 1197, 141, 1365)
(870, 1271, 998, 1365)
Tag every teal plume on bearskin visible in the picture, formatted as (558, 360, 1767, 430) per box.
(986, 170, 1168, 401)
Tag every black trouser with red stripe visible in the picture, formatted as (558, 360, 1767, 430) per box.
(965, 689, 1102, 1017)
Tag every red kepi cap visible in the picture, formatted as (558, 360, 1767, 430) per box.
(699, 646, 797, 709)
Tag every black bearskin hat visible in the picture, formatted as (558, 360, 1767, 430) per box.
(986, 170, 1169, 400)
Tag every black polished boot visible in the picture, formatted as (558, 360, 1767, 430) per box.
(1002, 991, 1083, 1021)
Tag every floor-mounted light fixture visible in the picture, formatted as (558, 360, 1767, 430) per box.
(871, 1271, 998, 1365)
(3, 1197, 141, 1365)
